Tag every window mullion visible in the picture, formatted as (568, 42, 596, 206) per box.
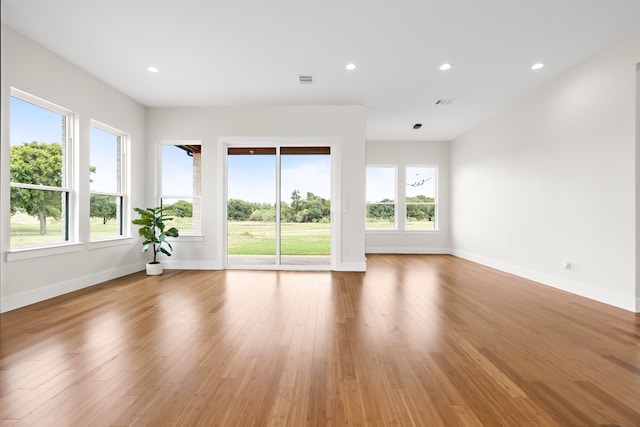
(10, 182, 70, 192)
(90, 190, 126, 198)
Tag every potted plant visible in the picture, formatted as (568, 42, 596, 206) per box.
(132, 206, 179, 275)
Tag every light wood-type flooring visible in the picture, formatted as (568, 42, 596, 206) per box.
(1, 254, 639, 426)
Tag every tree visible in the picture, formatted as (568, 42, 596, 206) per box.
(280, 203, 294, 222)
(170, 200, 193, 218)
(10, 142, 63, 234)
(90, 194, 117, 224)
(227, 198, 253, 221)
(367, 199, 395, 220)
(291, 190, 302, 213)
(406, 195, 434, 221)
(301, 198, 325, 222)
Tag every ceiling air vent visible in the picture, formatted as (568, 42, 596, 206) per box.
(434, 98, 453, 106)
(298, 75, 314, 85)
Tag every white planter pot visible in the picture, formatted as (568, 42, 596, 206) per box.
(146, 262, 163, 275)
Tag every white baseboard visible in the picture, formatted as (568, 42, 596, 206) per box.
(336, 262, 367, 272)
(452, 249, 638, 313)
(366, 246, 452, 254)
(1, 262, 145, 313)
(161, 259, 366, 272)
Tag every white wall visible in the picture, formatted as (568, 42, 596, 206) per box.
(1, 25, 148, 312)
(146, 106, 367, 271)
(636, 64, 640, 312)
(366, 141, 451, 253)
(451, 30, 640, 312)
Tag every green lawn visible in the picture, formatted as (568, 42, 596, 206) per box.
(10, 215, 330, 255)
(228, 221, 330, 255)
(10, 215, 124, 247)
(10, 223, 66, 247)
(11, 214, 433, 251)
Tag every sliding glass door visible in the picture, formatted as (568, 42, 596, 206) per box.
(279, 147, 331, 265)
(227, 148, 277, 265)
(226, 146, 331, 268)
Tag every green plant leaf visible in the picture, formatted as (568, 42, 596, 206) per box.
(132, 206, 180, 262)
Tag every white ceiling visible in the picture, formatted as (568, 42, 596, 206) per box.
(3, 0, 640, 141)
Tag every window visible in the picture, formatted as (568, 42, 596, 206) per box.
(9, 91, 74, 248)
(405, 166, 437, 230)
(90, 122, 127, 240)
(365, 164, 438, 232)
(366, 166, 396, 230)
(160, 143, 202, 234)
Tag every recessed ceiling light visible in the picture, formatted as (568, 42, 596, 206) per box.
(346, 63, 357, 71)
(439, 63, 453, 71)
(531, 63, 545, 70)
(147, 66, 159, 73)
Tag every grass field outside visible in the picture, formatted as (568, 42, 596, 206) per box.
(12, 214, 432, 251)
(10, 213, 66, 247)
(228, 221, 330, 255)
(10, 214, 330, 256)
(10, 213, 125, 247)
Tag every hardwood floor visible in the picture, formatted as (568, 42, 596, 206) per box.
(1, 254, 639, 426)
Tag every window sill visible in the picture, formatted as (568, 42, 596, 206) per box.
(89, 236, 134, 250)
(6, 242, 84, 262)
(167, 235, 204, 242)
(366, 229, 440, 235)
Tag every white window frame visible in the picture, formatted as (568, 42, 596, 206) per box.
(8, 88, 77, 251)
(365, 165, 398, 231)
(158, 141, 202, 236)
(365, 163, 439, 233)
(89, 120, 128, 241)
(404, 165, 438, 231)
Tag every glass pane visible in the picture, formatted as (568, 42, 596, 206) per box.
(161, 198, 197, 234)
(11, 188, 66, 247)
(90, 194, 122, 239)
(366, 167, 396, 229)
(90, 126, 120, 193)
(10, 96, 64, 187)
(406, 167, 436, 229)
(162, 145, 195, 196)
(227, 150, 276, 265)
(280, 152, 331, 265)
(161, 144, 201, 234)
(366, 203, 396, 229)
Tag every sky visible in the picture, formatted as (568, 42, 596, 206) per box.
(406, 166, 436, 199)
(10, 96, 119, 192)
(10, 96, 332, 204)
(90, 127, 119, 193)
(162, 145, 195, 196)
(10, 96, 63, 148)
(162, 147, 332, 204)
(228, 154, 331, 204)
(366, 166, 435, 202)
(10, 95, 432, 206)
